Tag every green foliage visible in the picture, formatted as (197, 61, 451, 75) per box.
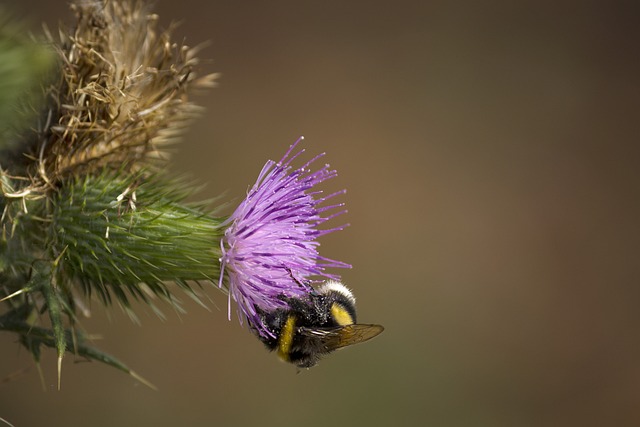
(0, 304, 156, 389)
(0, 11, 55, 152)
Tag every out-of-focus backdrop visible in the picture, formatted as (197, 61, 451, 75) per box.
(1, 1, 639, 426)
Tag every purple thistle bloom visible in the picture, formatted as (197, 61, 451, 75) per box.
(219, 137, 351, 337)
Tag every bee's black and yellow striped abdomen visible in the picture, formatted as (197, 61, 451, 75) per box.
(276, 314, 297, 362)
(254, 280, 383, 368)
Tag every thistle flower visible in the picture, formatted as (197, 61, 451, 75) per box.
(219, 137, 351, 337)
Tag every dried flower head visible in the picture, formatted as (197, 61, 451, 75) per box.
(219, 137, 351, 337)
(32, 0, 217, 184)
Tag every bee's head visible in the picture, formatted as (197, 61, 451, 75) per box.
(316, 280, 357, 326)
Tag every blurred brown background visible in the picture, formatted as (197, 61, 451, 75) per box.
(2, 1, 640, 426)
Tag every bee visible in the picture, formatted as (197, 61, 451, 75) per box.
(254, 280, 384, 368)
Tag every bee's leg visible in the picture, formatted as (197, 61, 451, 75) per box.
(284, 266, 312, 291)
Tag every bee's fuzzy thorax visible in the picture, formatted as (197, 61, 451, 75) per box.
(317, 280, 356, 305)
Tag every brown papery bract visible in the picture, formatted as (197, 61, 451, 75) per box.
(30, 0, 217, 187)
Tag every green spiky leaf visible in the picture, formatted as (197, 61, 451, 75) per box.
(0, 309, 155, 389)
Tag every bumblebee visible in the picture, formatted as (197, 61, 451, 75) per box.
(254, 280, 384, 368)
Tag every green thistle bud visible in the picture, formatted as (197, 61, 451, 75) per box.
(51, 172, 224, 315)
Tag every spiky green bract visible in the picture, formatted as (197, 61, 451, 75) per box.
(1, 170, 224, 385)
(52, 171, 224, 316)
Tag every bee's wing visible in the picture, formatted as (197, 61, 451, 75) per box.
(299, 323, 384, 352)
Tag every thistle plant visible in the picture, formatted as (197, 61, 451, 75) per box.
(0, 0, 352, 388)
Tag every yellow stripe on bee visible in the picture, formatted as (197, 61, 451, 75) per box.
(277, 315, 297, 362)
(331, 303, 354, 326)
